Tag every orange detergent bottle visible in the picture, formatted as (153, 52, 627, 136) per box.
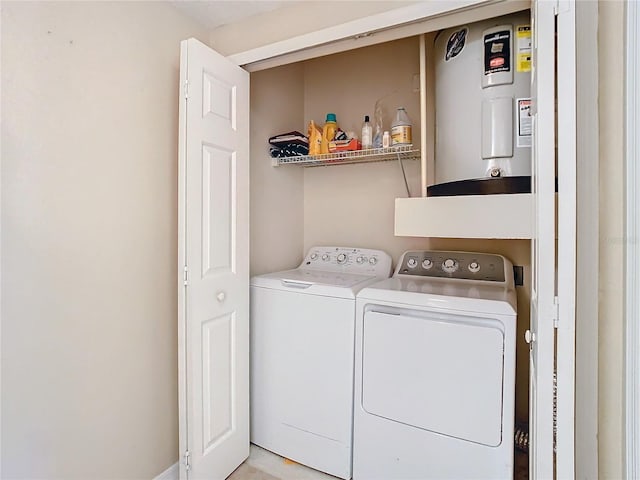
(321, 113, 338, 154)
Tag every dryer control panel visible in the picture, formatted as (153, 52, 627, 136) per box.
(396, 250, 509, 283)
(302, 246, 393, 278)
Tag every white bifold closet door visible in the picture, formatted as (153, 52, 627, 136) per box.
(178, 37, 250, 480)
(529, 1, 576, 478)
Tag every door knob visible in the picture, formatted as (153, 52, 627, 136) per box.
(524, 329, 535, 344)
(217, 291, 226, 302)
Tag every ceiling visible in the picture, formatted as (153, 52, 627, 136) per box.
(169, 1, 293, 30)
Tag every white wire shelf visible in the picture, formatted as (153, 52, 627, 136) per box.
(271, 145, 420, 167)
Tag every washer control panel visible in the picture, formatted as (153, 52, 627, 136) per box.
(302, 246, 393, 277)
(397, 250, 507, 283)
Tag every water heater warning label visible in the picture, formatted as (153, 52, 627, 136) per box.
(517, 98, 532, 148)
(516, 25, 532, 72)
(484, 30, 511, 75)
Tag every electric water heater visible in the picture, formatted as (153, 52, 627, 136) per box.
(433, 11, 531, 194)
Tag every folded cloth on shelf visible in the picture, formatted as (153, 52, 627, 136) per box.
(268, 131, 309, 148)
(268, 130, 309, 157)
(269, 144, 309, 158)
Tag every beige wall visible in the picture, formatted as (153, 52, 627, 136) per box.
(302, 38, 423, 261)
(250, 64, 306, 276)
(598, 1, 625, 477)
(0, 2, 208, 478)
(575, 1, 600, 477)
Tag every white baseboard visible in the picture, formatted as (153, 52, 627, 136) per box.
(153, 462, 179, 480)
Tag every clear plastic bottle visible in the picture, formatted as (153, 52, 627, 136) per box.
(372, 101, 384, 148)
(391, 107, 412, 145)
(361, 115, 372, 150)
(382, 131, 391, 148)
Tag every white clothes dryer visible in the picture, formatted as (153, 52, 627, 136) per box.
(353, 250, 517, 480)
(250, 246, 392, 480)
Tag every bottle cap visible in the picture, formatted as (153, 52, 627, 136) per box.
(364, 115, 370, 122)
(326, 113, 337, 122)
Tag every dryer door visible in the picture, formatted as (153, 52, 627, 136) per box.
(361, 310, 506, 447)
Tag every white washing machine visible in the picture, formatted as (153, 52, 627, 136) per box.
(353, 250, 517, 479)
(250, 246, 392, 480)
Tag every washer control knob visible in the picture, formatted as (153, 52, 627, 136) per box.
(369, 257, 378, 266)
(422, 259, 433, 270)
(442, 258, 459, 273)
(356, 256, 365, 264)
(310, 253, 318, 260)
(337, 253, 347, 264)
(407, 258, 418, 269)
(322, 254, 330, 261)
(468, 261, 481, 273)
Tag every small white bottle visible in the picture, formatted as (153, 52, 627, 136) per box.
(361, 115, 373, 150)
(382, 131, 391, 148)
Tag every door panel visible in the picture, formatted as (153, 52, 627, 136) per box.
(202, 145, 235, 276)
(202, 312, 235, 453)
(179, 37, 250, 480)
(202, 71, 236, 123)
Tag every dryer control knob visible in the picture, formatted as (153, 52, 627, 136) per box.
(337, 253, 347, 264)
(407, 258, 418, 269)
(442, 258, 459, 273)
(322, 254, 330, 261)
(310, 253, 318, 260)
(369, 257, 378, 266)
(422, 259, 433, 270)
(468, 261, 481, 273)
(356, 256, 365, 264)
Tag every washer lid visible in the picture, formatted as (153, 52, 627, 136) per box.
(357, 277, 517, 316)
(251, 268, 379, 296)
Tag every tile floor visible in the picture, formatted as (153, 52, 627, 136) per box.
(228, 445, 334, 480)
(227, 445, 529, 480)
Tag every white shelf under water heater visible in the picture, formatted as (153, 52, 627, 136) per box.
(394, 194, 533, 239)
